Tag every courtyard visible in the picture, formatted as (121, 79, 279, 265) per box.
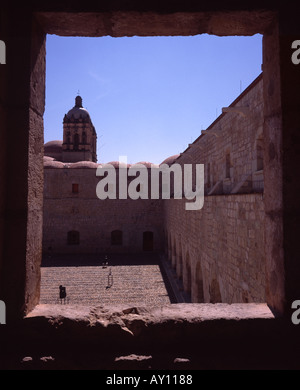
(40, 253, 189, 306)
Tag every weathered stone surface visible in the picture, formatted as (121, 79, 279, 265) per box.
(165, 76, 266, 305)
(114, 354, 152, 369)
(36, 10, 274, 37)
(27, 302, 274, 330)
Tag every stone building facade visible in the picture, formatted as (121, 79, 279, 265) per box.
(43, 164, 164, 254)
(164, 74, 265, 304)
(43, 74, 264, 304)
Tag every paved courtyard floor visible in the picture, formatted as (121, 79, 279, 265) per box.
(40, 253, 173, 306)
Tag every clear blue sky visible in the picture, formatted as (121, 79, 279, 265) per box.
(44, 33, 262, 165)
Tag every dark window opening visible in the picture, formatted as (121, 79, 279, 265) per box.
(143, 231, 154, 252)
(72, 183, 79, 193)
(82, 131, 87, 144)
(226, 153, 231, 179)
(74, 133, 79, 150)
(207, 162, 211, 188)
(111, 230, 123, 246)
(256, 138, 264, 171)
(67, 230, 80, 245)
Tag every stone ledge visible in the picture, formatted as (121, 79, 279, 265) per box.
(27, 302, 274, 323)
(20, 303, 277, 357)
(4, 303, 299, 370)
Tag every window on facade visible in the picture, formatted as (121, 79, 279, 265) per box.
(256, 138, 264, 171)
(67, 230, 80, 245)
(66, 131, 71, 149)
(207, 162, 211, 187)
(74, 133, 79, 150)
(82, 131, 87, 144)
(225, 153, 231, 178)
(143, 231, 154, 251)
(111, 230, 123, 246)
(72, 183, 79, 193)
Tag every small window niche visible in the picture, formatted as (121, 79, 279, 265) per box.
(111, 230, 123, 246)
(72, 183, 79, 193)
(256, 138, 264, 171)
(67, 230, 80, 245)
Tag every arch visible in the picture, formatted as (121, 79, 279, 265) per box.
(176, 238, 183, 279)
(164, 230, 168, 257)
(111, 230, 123, 246)
(194, 261, 204, 303)
(171, 237, 177, 268)
(209, 277, 222, 303)
(183, 250, 192, 294)
(168, 233, 172, 262)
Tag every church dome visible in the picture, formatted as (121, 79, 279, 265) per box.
(134, 161, 157, 168)
(160, 154, 180, 166)
(44, 140, 63, 161)
(64, 95, 91, 121)
(44, 140, 63, 153)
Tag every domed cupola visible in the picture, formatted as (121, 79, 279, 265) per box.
(64, 95, 91, 123)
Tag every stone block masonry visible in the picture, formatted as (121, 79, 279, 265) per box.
(165, 193, 265, 304)
(163, 75, 266, 304)
(43, 167, 164, 254)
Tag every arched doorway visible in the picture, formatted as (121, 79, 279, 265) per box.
(209, 278, 222, 303)
(172, 238, 176, 268)
(168, 234, 172, 261)
(143, 231, 154, 251)
(195, 261, 204, 302)
(183, 251, 192, 294)
(176, 240, 183, 279)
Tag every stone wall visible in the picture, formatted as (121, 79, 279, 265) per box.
(164, 194, 265, 303)
(43, 167, 164, 254)
(176, 74, 264, 195)
(0, 11, 46, 318)
(163, 75, 265, 304)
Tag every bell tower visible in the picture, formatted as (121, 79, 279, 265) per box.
(62, 95, 97, 163)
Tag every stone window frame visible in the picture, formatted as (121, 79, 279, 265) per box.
(2, 7, 296, 321)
